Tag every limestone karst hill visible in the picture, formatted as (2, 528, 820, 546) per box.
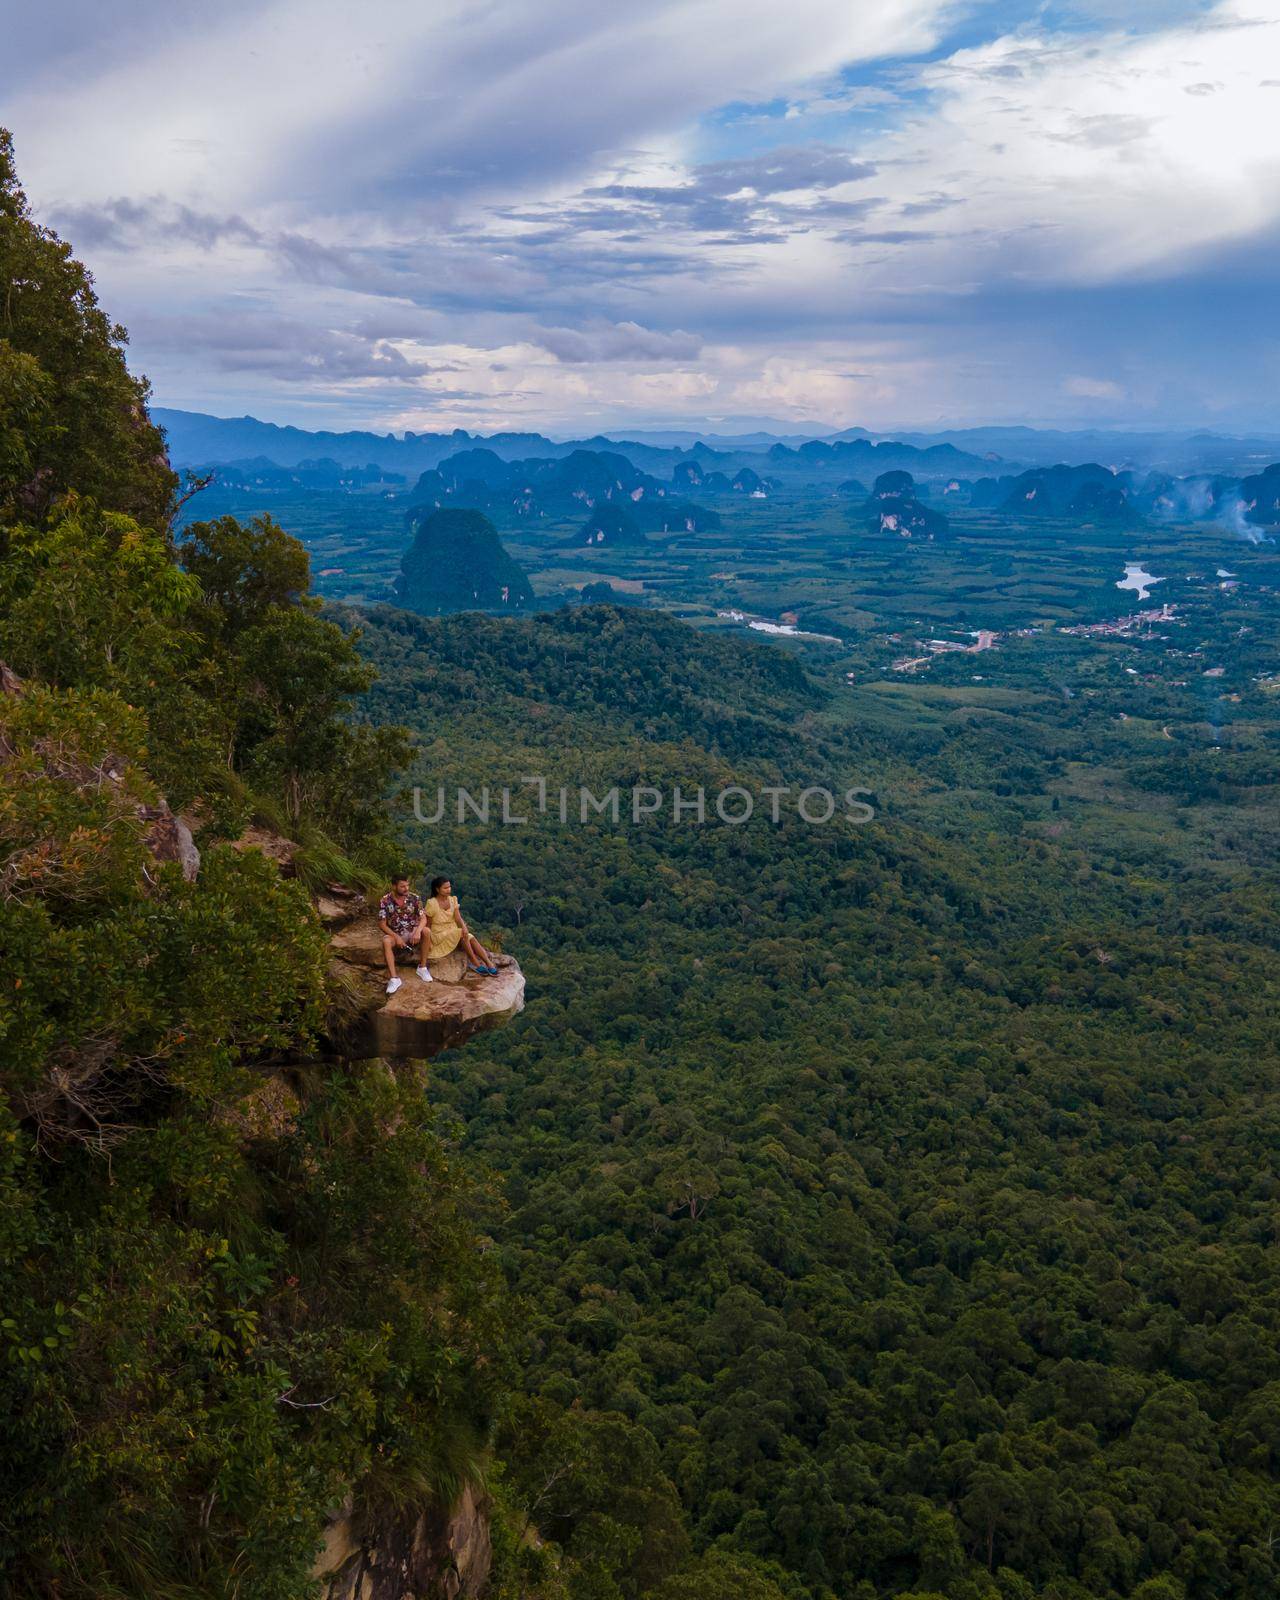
(866, 469, 949, 539)
(567, 500, 645, 548)
(395, 506, 534, 615)
(997, 461, 1138, 519)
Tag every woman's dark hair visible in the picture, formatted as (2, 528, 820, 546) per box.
(430, 876, 450, 895)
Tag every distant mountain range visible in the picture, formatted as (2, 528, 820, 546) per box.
(878, 426, 1280, 476)
(155, 407, 999, 482)
(155, 407, 1280, 481)
(156, 409, 1280, 539)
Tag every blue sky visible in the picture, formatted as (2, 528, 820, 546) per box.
(5, 0, 1279, 435)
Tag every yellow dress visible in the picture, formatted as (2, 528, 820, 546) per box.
(423, 894, 463, 961)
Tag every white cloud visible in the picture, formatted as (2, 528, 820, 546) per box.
(880, 0, 1280, 283)
(137, 310, 438, 382)
(1063, 375, 1126, 400)
(9, 0, 948, 211)
(530, 322, 704, 363)
(8, 0, 1280, 431)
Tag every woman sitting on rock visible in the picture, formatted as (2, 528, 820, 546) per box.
(424, 876, 498, 975)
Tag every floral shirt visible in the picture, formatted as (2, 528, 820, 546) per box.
(378, 891, 422, 942)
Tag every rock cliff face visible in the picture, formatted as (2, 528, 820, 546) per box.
(139, 802, 201, 881)
(312, 1485, 492, 1600)
(327, 902, 525, 1059)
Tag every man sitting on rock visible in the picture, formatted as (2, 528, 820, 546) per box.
(378, 874, 433, 994)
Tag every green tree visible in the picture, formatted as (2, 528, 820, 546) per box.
(0, 129, 175, 527)
(178, 512, 311, 635)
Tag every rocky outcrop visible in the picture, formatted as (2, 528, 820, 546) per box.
(3, 660, 525, 1065)
(871, 499, 948, 540)
(313, 1485, 492, 1600)
(180, 825, 527, 1062)
(328, 909, 525, 1060)
(231, 824, 300, 876)
(866, 471, 948, 540)
(138, 801, 201, 882)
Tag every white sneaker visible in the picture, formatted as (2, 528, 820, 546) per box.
(416, 966, 433, 982)
(386, 976, 402, 995)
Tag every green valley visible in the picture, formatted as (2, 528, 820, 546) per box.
(347, 596, 1280, 1600)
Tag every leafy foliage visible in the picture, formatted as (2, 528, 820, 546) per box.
(0, 130, 175, 527)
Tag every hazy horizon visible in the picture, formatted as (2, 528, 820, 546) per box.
(155, 403, 1280, 447)
(7, 0, 1279, 437)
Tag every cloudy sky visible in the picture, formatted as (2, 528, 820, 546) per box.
(6, 0, 1280, 434)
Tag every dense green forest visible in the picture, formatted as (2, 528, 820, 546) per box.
(351, 602, 1280, 1600)
(5, 123, 1280, 1600)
